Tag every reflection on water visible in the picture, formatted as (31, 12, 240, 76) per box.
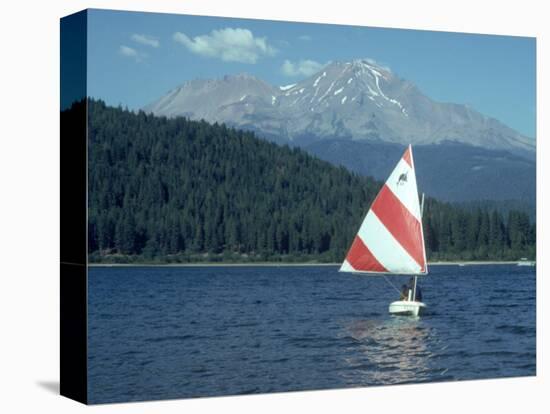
(340, 317, 449, 385)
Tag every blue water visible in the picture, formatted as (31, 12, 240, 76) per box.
(88, 265, 536, 404)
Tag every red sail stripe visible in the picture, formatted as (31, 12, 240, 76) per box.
(402, 147, 412, 168)
(371, 185, 425, 270)
(346, 235, 388, 272)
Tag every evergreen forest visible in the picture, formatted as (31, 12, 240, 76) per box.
(75, 100, 535, 263)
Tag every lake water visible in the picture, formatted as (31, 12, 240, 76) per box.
(88, 265, 536, 404)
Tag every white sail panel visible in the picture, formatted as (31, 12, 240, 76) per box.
(340, 259, 355, 272)
(385, 158, 421, 221)
(343, 210, 423, 274)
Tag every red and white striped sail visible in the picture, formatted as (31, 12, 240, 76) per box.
(340, 145, 427, 275)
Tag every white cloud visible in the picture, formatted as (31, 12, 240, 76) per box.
(131, 33, 160, 48)
(119, 45, 146, 62)
(119, 45, 138, 57)
(173, 27, 276, 64)
(298, 35, 312, 41)
(281, 59, 327, 77)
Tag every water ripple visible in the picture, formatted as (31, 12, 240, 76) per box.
(87, 264, 536, 403)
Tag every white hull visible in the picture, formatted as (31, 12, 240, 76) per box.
(389, 300, 426, 317)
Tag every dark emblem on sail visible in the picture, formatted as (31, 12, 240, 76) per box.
(397, 171, 408, 186)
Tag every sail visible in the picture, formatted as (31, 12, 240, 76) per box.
(340, 145, 427, 275)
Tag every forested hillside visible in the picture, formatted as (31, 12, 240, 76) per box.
(79, 100, 535, 263)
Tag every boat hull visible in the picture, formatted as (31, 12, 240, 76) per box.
(389, 300, 426, 317)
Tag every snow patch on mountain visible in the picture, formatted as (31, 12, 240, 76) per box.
(367, 85, 379, 97)
(318, 81, 335, 102)
(279, 84, 296, 91)
(313, 71, 327, 87)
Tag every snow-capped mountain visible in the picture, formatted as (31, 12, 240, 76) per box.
(143, 59, 535, 202)
(144, 59, 535, 157)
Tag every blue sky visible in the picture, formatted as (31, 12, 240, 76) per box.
(87, 9, 536, 138)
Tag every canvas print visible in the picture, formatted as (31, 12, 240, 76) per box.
(60, 8, 536, 404)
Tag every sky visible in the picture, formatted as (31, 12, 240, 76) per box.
(86, 9, 536, 138)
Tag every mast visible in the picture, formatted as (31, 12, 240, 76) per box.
(412, 193, 425, 301)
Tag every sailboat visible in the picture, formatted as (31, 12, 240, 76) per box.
(339, 144, 428, 317)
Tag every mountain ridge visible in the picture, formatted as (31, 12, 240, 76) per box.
(143, 59, 535, 203)
(144, 59, 535, 158)
(305, 139, 535, 202)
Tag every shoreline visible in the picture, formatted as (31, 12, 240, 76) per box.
(88, 260, 527, 268)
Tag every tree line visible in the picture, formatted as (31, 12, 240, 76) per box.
(81, 99, 535, 263)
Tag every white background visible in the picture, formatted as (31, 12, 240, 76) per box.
(0, 0, 547, 412)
